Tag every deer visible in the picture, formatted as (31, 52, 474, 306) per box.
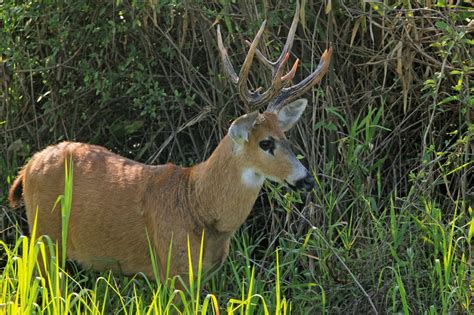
(8, 2, 332, 284)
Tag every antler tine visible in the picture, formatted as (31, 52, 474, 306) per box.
(271, 0, 300, 78)
(217, 21, 269, 107)
(217, 25, 239, 85)
(244, 0, 300, 80)
(237, 20, 267, 106)
(266, 46, 333, 112)
(282, 58, 299, 82)
(244, 40, 298, 88)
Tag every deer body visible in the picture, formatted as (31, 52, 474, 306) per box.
(9, 1, 332, 281)
(12, 135, 258, 279)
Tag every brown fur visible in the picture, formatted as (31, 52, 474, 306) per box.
(9, 112, 300, 281)
(9, 173, 24, 208)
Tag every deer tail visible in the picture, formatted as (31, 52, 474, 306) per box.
(8, 172, 24, 208)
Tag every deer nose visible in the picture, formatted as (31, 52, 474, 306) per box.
(294, 172, 315, 191)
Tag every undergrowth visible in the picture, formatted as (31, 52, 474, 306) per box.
(1, 161, 471, 313)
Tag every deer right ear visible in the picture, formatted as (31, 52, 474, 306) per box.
(277, 98, 307, 132)
(228, 111, 259, 144)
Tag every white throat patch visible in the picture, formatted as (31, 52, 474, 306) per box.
(241, 168, 265, 187)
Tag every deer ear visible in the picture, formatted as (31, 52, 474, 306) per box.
(228, 111, 259, 144)
(277, 98, 308, 132)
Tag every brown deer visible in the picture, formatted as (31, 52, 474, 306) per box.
(8, 3, 332, 283)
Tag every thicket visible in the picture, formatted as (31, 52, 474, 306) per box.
(1, 0, 472, 313)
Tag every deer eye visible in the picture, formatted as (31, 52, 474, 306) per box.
(259, 138, 275, 154)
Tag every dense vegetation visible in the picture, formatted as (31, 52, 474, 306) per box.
(1, 0, 472, 313)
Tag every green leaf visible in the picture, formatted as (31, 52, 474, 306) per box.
(325, 107, 347, 125)
(468, 207, 474, 243)
(435, 21, 449, 31)
(125, 120, 144, 134)
(438, 95, 459, 106)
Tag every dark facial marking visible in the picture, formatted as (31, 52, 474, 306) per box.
(259, 137, 276, 155)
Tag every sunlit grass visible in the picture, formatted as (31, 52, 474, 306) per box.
(0, 226, 293, 314)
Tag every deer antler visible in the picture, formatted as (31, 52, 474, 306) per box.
(217, 22, 298, 109)
(265, 46, 333, 112)
(217, 0, 332, 112)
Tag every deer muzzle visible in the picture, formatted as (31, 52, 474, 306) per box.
(293, 171, 315, 191)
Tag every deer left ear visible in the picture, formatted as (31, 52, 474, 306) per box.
(277, 98, 308, 132)
(228, 111, 259, 144)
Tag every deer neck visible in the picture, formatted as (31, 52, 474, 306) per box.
(188, 135, 262, 234)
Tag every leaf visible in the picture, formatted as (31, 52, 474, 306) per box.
(437, 95, 459, 106)
(468, 207, 474, 243)
(324, 122, 338, 131)
(314, 121, 325, 130)
(325, 107, 347, 125)
(314, 121, 337, 131)
(453, 78, 463, 92)
(435, 21, 449, 31)
(125, 120, 145, 134)
(350, 17, 361, 47)
(300, 0, 306, 30)
(446, 161, 473, 176)
(325, 0, 332, 14)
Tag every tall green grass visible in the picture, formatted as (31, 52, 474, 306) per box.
(1, 163, 471, 314)
(0, 227, 292, 314)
